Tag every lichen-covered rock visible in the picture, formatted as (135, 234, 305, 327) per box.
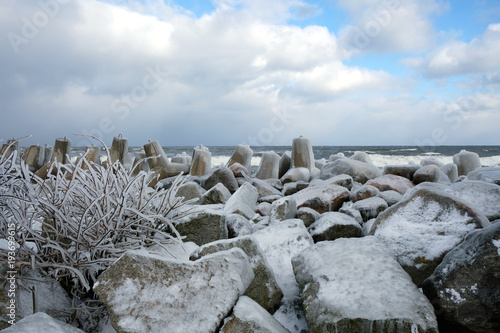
(422, 222, 500, 333)
(352, 197, 388, 222)
(94, 248, 254, 333)
(175, 205, 228, 246)
(221, 296, 290, 333)
(370, 186, 490, 286)
(307, 212, 362, 242)
(292, 184, 350, 214)
(366, 174, 414, 195)
(190, 236, 283, 314)
(317, 159, 381, 184)
(292, 237, 438, 333)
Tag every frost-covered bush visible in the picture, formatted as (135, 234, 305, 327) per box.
(0, 140, 194, 329)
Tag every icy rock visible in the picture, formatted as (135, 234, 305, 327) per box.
(204, 167, 239, 193)
(226, 214, 253, 238)
(349, 151, 373, 164)
(370, 186, 490, 286)
(171, 152, 191, 165)
(270, 196, 297, 222)
(291, 237, 438, 333)
(444, 180, 500, 221)
(175, 205, 227, 246)
(420, 158, 444, 167)
(176, 181, 206, 203)
(310, 174, 354, 190)
(291, 136, 315, 171)
(256, 151, 280, 180)
(224, 182, 258, 219)
(283, 182, 299, 196)
(352, 196, 388, 222)
(278, 151, 292, 179)
(422, 222, 500, 333)
(94, 248, 254, 333)
(366, 174, 414, 195)
(339, 207, 363, 224)
(252, 220, 313, 333)
(466, 166, 500, 186)
(227, 145, 253, 171)
(292, 184, 350, 214)
(317, 159, 381, 184)
(315, 159, 326, 170)
(376, 190, 402, 206)
(200, 183, 231, 205)
(413, 165, 451, 184)
(256, 202, 272, 216)
(307, 212, 362, 242)
(349, 184, 379, 202)
(190, 146, 212, 176)
(296, 207, 320, 227)
(258, 194, 282, 204)
(440, 163, 459, 183)
(280, 167, 310, 184)
(251, 178, 283, 198)
(228, 162, 249, 178)
(190, 236, 283, 313)
(383, 164, 421, 181)
(453, 150, 482, 176)
(0, 312, 85, 333)
(221, 296, 290, 333)
(328, 153, 345, 162)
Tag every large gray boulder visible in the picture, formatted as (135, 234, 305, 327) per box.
(366, 174, 414, 195)
(352, 196, 388, 222)
(296, 207, 320, 227)
(0, 312, 85, 333)
(175, 181, 206, 203)
(413, 165, 450, 184)
(204, 167, 239, 193)
(224, 182, 258, 219)
(444, 180, 500, 221)
(307, 212, 362, 242)
(349, 184, 379, 202)
(221, 296, 290, 333)
(292, 184, 350, 214)
(453, 150, 482, 176)
(252, 220, 313, 333)
(94, 248, 254, 333)
(370, 186, 490, 286)
(190, 236, 283, 313)
(317, 159, 382, 184)
(422, 222, 500, 333)
(175, 205, 228, 246)
(292, 237, 438, 333)
(466, 167, 500, 186)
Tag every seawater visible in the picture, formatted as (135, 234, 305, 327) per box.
(72, 145, 500, 169)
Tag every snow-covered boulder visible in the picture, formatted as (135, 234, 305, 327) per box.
(270, 196, 297, 222)
(94, 248, 254, 333)
(352, 197, 388, 222)
(228, 162, 249, 178)
(444, 180, 500, 221)
(175, 181, 206, 203)
(204, 167, 239, 193)
(413, 165, 451, 184)
(422, 222, 500, 333)
(349, 184, 379, 202)
(317, 159, 381, 184)
(440, 163, 459, 182)
(376, 190, 402, 206)
(453, 150, 482, 176)
(310, 174, 354, 190)
(200, 183, 231, 205)
(292, 184, 350, 214)
(224, 182, 258, 219)
(366, 174, 414, 195)
(251, 178, 283, 198)
(296, 207, 320, 227)
(221, 296, 290, 333)
(291, 237, 438, 333)
(226, 214, 253, 238)
(280, 167, 310, 184)
(338, 206, 363, 224)
(383, 164, 421, 181)
(175, 205, 228, 246)
(256, 151, 280, 180)
(370, 186, 490, 286)
(307, 212, 362, 242)
(349, 151, 373, 164)
(252, 220, 313, 333)
(466, 166, 500, 186)
(190, 236, 283, 313)
(0, 312, 85, 333)
(256, 202, 272, 216)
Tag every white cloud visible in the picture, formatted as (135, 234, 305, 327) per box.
(404, 23, 500, 78)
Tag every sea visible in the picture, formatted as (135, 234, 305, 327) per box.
(69, 145, 500, 171)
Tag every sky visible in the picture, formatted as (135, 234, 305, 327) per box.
(1, 0, 500, 147)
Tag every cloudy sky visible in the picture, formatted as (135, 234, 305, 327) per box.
(1, 0, 500, 147)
